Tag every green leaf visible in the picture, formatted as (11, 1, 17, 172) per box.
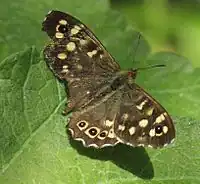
(0, 0, 110, 62)
(0, 0, 200, 183)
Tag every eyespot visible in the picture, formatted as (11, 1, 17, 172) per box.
(78, 121, 86, 127)
(76, 120, 88, 130)
(85, 127, 100, 138)
(89, 128, 98, 136)
(155, 125, 163, 136)
(58, 25, 68, 33)
(97, 131, 108, 140)
(99, 132, 106, 137)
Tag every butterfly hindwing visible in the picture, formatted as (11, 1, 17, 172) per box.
(67, 90, 122, 148)
(114, 83, 175, 148)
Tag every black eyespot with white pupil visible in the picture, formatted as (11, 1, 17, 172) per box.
(155, 125, 163, 134)
(99, 132, 106, 137)
(89, 128, 98, 136)
(78, 121, 86, 128)
(58, 25, 67, 33)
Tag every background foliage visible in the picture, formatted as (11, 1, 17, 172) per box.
(0, 0, 199, 183)
(112, 0, 200, 67)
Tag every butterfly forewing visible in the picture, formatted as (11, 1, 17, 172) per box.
(42, 10, 175, 149)
(114, 83, 175, 148)
(43, 10, 120, 82)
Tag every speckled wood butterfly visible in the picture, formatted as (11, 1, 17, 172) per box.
(42, 10, 175, 148)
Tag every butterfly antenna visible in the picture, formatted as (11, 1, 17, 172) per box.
(131, 64, 166, 72)
(132, 33, 142, 63)
(131, 33, 166, 71)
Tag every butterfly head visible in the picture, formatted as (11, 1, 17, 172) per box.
(127, 70, 137, 79)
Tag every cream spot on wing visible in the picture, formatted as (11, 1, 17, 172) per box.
(61, 69, 69, 73)
(71, 28, 79, 35)
(74, 25, 81, 30)
(163, 112, 167, 116)
(55, 32, 64, 38)
(66, 42, 76, 51)
(87, 50, 97, 58)
(59, 19, 68, 25)
(47, 10, 52, 15)
(155, 113, 165, 124)
(63, 65, 68, 69)
(105, 120, 114, 127)
(71, 25, 81, 35)
(80, 39, 88, 45)
(86, 91, 90, 94)
(146, 107, 154, 116)
(163, 143, 168, 147)
(128, 127, 136, 135)
(139, 119, 148, 128)
(122, 113, 129, 121)
(149, 129, 155, 137)
(56, 25, 60, 32)
(107, 129, 115, 138)
(136, 99, 148, 110)
(43, 16, 47, 21)
(163, 126, 168, 134)
(77, 64, 83, 70)
(170, 138, 175, 144)
(57, 53, 67, 60)
(118, 125, 125, 131)
(92, 50, 97, 54)
(148, 145, 153, 148)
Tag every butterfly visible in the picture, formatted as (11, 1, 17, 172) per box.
(42, 10, 175, 149)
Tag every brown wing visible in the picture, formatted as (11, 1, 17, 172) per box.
(42, 10, 120, 82)
(67, 90, 122, 148)
(64, 74, 115, 112)
(114, 83, 175, 148)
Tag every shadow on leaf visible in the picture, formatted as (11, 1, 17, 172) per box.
(68, 135, 154, 179)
